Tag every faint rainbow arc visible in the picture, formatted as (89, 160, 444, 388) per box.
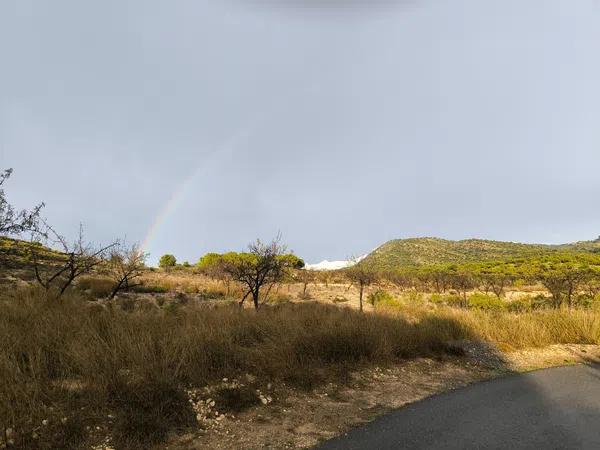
(140, 124, 257, 255)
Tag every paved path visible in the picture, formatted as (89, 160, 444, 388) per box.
(318, 364, 600, 450)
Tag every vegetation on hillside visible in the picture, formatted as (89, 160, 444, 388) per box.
(362, 237, 600, 270)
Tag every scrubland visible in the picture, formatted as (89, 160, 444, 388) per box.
(2, 274, 600, 449)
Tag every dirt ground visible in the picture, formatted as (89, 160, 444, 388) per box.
(164, 344, 600, 450)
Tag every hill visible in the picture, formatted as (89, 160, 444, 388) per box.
(361, 237, 600, 270)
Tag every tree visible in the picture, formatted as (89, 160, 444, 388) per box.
(582, 271, 600, 299)
(159, 254, 177, 269)
(0, 168, 44, 236)
(197, 252, 223, 271)
(197, 252, 233, 295)
(447, 269, 475, 308)
(106, 243, 147, 299)
(476, 265, 515, 298)
(317, 270, 333, 288)
(345, 260, 379, 312)
(526, 254, 600, 309)
(222, 236, 297, 310)
(295, 269, 315, 298)
(417, 266, 450, 293)
(31, 223, 116, 297)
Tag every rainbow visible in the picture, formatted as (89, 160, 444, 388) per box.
(140, 122, 259, 257)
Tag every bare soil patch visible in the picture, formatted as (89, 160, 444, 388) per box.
(166, 345, 600, 450)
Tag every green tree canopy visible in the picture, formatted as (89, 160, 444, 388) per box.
(159, 254, 177, 269)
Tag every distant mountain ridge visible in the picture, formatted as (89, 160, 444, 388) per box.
(360, 237, 600, 270)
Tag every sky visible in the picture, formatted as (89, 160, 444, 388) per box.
(1, 0, 600, 266)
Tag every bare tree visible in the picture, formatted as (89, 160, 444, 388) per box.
(31, 223, 116, 297)
(295, 269, 315, 299)
(222, 236, 294, 310)
(345, 260, 379, 312)
(106, 243, 147, 300)
(0, 168, 44, 236)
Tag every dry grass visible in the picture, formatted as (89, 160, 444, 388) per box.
(0, 287, 466, 449)
(377, 301, 600, 350)
(2, 282, 600, 448)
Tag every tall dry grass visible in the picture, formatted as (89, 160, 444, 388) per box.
(0, 287, 466, 449)
(2, 286, 600, 448)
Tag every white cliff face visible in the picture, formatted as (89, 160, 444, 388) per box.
(304, 254, 368, 271)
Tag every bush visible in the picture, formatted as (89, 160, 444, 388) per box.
(429, 293, 444, 304)
(159, 254, 177, 269)
(508, 296, 533, 313)
(109, 378, 194, 449)
(77, 276, 114, 298)
(367, 289, 398, 308)
(200, 286, 228, 300)
(427, 293, 465, 308)
(445, 294, 465, 308)
(400, 290, 425, 306)
(133, 283, 170, 294)
(574, 294, 600, 309)
(531, 294, 554, 310)
(265, 292, 292, 305)
(468, 293, 506, 311)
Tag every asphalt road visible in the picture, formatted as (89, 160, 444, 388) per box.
(318, 364, 600, 450)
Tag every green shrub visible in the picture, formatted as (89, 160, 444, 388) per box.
(403, 290, 424, 305)
(159, 254, 177, 269)
(429, 293, 444, 304)
(574, 294, 600, 309)
(508, 296, 533, 313)
(133, 284, 170, 294)
(531, 294, 554, 310)
(445, 294, 465, 308)
(367, 289, 398, 308)
(265, 292, 292, 305)
(468, 293, 506, 311)
(201, 286, 228, 300)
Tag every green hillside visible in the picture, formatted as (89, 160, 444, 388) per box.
(361, 237, 600, 270)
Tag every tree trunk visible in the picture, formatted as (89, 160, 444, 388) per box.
(239, 290, 251, 308)
(109, 279, 125, 300)
(359, 283, 364, 313)
(252, 291, 260, 310)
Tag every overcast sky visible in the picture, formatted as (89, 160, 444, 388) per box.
(1, 0, 599, 265)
